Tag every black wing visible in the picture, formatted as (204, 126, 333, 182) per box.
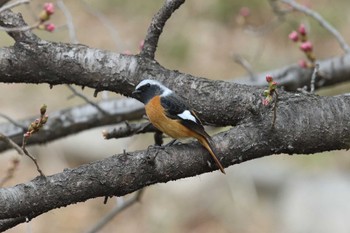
(160, 94, 208, 137)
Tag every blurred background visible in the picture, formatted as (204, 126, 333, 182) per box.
(1, 0, 350, 232)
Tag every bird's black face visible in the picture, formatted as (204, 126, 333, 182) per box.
(131, 83, 149, 103)
(132, 83, 162, 104)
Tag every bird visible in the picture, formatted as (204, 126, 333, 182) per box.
(132, 79, 225, 174)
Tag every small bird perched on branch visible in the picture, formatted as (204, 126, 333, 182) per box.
(132, 79, 225, 174)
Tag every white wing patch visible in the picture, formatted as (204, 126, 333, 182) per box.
(177, 110, 197, 123)
(160, 89, 172, 97)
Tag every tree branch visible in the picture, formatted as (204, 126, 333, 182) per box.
(0, 7, 38, 42)
(0, 93, 349, 231)
(85, 189, 144, 233)
(235, 54, 350, 91)
(0, 216, 26, 231)
(0, 0, 11, 8)
(0, 3, 350, 231)
(57, 0, 78, 44)
(103, 122, 156, 140)
(140, 0, 185, 59)
(2, 34, 350, 126)
(0, 99, 144, 153)
(66, 85, 110, 115)
(0, 0, 30, 13)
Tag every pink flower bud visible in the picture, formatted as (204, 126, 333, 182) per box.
(45, 23, 55, 32)
(44, 3, 55, 15)
(239, 7, 250, 17)
(266, 75, 273, 83)
(262, 98, 270, 106)
(298, 59, 308, 68)
(288, 31, 299, 42)
(298, 24, 306, 36)
(300, 41, 313, 52)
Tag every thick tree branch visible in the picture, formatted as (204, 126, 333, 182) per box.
(0, 42, 260, 126)
(235, 55, 350, 91)
(0, 94, 349, 231)
(0, 216, 25, 231)
(140, 0, 185, 59)
(2, 38, 350, 126)
(0, 99, 144, 153)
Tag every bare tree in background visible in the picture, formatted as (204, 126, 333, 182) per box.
(0, 0, 349, 231)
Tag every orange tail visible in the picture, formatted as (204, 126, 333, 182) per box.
(197, 136, 226, 174)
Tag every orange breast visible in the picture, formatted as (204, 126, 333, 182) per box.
(145, 96, 195, 139)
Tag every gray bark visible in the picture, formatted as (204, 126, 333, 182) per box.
(0, 3, 350, 231)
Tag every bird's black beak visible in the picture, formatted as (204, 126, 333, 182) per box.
(131, 90, 141, 100)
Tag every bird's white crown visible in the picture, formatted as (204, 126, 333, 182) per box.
(135, 79, 172, 96)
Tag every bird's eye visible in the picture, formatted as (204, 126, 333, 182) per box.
(145, 83, 151, 88)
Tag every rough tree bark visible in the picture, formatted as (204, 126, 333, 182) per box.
(0, 0, 349, 231)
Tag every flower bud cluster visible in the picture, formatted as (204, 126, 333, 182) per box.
(288, 24, 316, 68)
(37, 3, 55, 32)
(24, 105, 49, 139)
(262, 75, 277, 106)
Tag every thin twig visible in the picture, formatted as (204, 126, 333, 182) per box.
(281, 0, 350, 53)
(0, 133, 21, 186)
(0, 133, 23, 155)
(310, 63, 319, 93)
(233, 54, 256, 81)
(0, 22, 38, 32)
(241, 0, 288, 37)
(269, 0, 292, 16)
(66, 85, 110, 115)
(85, 189, 144, 233)
(103, 122, 156, 140)
(0, 113, 27, 131)
(0, 5, 39, 42)
(57, 0, 78, 43)
(24, 0, 37, 21)
(80, 0, 121, 51)
(140, 0, 185, 59)
(21, 137, 45, 176)
(0, 0, 30, 13)
(243, 17, 282, 36)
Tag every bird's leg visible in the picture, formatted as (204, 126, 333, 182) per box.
(164, 139, 177, 146)
(154, 130, 163, 146)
